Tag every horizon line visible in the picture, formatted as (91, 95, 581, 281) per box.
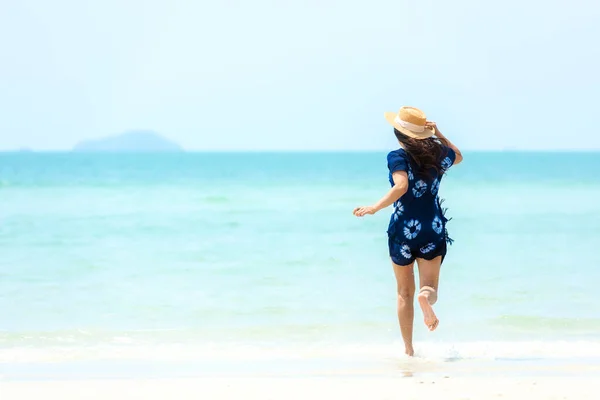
(2, 149, 600, 154)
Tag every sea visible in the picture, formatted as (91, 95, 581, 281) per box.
(1, 151, 600, 380)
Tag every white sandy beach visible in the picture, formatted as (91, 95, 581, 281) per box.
(2, 377, 599, 400)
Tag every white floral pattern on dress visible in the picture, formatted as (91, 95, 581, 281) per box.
(400, 244, 412, 259)
(441, 156, 453, 171)
(420, 242, 436, 254)
(393, 201, 405, 221)
(432, 216, 443, 235)
(407, 168, 414, 181)
(403, 219, 422, 240)
(431, 178, 440, 195)
(412, 180, 427, 197)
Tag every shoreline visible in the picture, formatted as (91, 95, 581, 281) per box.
(3, 339, 600, 382)
(2, 354, 600, 382)
(2, 377, 600, 400)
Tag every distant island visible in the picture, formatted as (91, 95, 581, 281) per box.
(73, 131, 183, 152)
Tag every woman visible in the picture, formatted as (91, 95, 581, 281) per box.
(353, 106, 463, 356)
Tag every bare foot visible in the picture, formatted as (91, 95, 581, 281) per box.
(405, 346, 414, 357)
(418, 292, 439, 331)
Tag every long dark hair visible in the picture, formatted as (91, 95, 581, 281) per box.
(394, 128, 450, 178)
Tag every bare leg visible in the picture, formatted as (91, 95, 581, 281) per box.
(392, 261, 416, 356)
(416, 256, 442, 331)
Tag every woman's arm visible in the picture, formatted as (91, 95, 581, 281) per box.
(426, 122, 463, 165)
(353, 171, 408, 217)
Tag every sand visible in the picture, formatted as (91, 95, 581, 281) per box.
(2, 377, 599, 400)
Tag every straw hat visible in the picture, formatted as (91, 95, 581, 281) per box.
(384, 106, 435, 140)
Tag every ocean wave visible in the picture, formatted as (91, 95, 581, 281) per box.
(491, 315, 600, 332)
(202, 195, 231, 204)
(2, 340, 600, 364)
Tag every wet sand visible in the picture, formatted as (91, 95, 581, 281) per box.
(2, 376, 599, 400)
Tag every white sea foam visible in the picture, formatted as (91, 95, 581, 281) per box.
(2, 340, 600, 364)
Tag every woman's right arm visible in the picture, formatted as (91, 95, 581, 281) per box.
(427, 122, 463, 165)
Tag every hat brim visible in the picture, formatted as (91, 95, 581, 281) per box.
(384, 112, 435, 140)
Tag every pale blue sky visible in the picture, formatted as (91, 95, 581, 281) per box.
(1, 0, 598, 151)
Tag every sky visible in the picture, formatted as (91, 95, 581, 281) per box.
(0, 0, 599, 151)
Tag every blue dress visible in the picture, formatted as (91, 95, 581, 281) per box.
(386, 147, 456, 266)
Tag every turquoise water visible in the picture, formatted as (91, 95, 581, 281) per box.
(1, 152, 600, 377)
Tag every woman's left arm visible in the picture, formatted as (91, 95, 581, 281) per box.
(353, 171, 408, 217)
